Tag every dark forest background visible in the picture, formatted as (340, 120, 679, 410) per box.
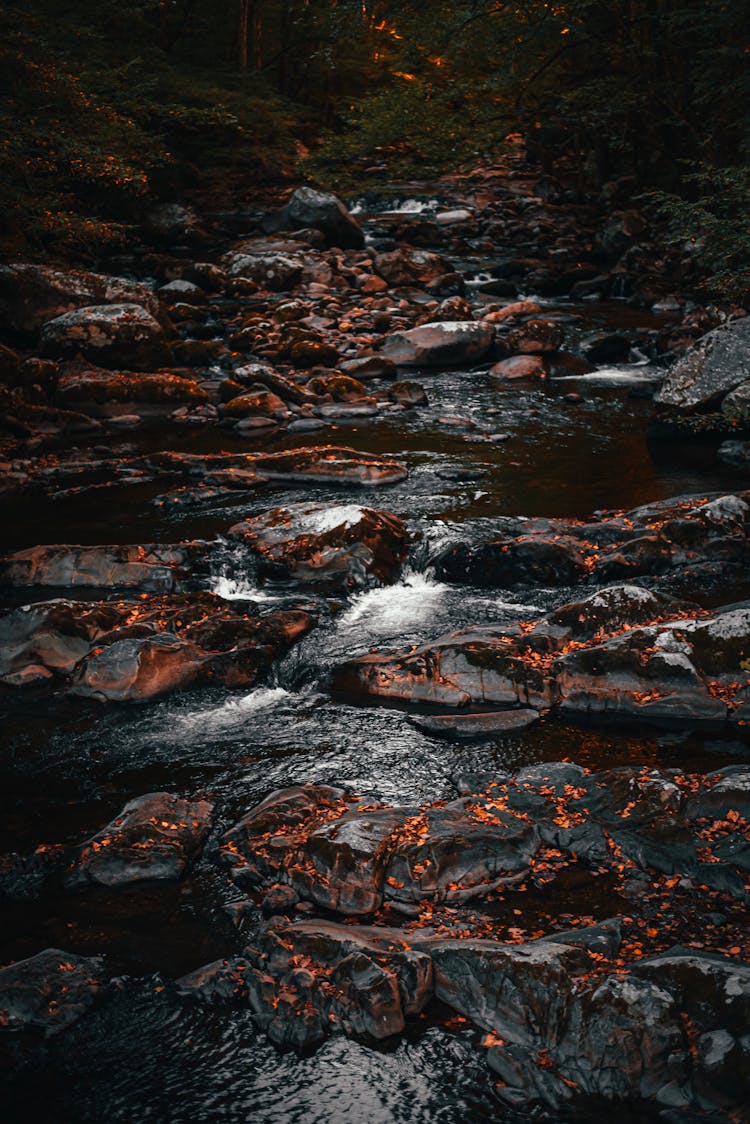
(1, 1, 748, 293)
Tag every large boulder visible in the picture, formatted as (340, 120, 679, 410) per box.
(655, 316, 750, 413)
(0, 599, 130, 686)
(0, 949, 106, 1034)
(382, 321, 494, 367)
(228, 503, 409, 590)
(0, 264, 158, 335)
(40, 304, 171, 370)
(66, 792, 212, 888)
(68, 632, 205, 702)
(280, 187, 364, 249)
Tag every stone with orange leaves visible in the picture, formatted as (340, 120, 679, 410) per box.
(65, 791, 212, 888)
(0, 948, 106, 1034)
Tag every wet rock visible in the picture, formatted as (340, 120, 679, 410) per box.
(0, 542, 205, 592)
(0, 263, 158, 334)
(655, 316, 750, 413)
(388, 380, 428, 406)
(0, 949, 106, 1034)
(483, 301, 542, 323)
(583, 332, 632, 364)
(373, 249, 447, 287)
(433, 295, 473, 322)
(718, 440, 750, 472)
(280, 187, 364, 250)
(721, 380, 750, 425)
(57, 367, 208, 416)
(332, 579, 750, 726)
(409, 709, 539, 738)
(40, 304, 171, 370)
(0, 599, 129, 685)
(435, 534, 586, 588)
(339, 355, 397, 381)
(66, 792, 212, 888)
(221, 784, 539, 913)
(489, 355, 545, 382)
(146, 445, 408, 487)
(69, 632, 205, 702)
(236, 364, 317, 405)
(505, 319, 564, 354)
(227, 503, 409, 590)
(597, 209, 648, 255)
(222, 251, 303, 291)
(306, 374, 369, 402)
(382, 321, 494, 367)
(220, 390, 288, 420)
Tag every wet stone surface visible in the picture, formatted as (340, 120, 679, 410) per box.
(2, 164, 750, 1122)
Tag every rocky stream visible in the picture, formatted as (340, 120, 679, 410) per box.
(1, 157, 750, 1122)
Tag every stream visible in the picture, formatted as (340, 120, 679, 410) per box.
(1, 185, 748, 1123)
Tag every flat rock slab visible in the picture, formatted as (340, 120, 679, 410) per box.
(0, 542, 207, 592)
(0, 948, 106, 1034)
(409, 709, 539, 738)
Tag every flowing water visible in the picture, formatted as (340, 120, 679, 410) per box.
(1, 195, 746, 1123)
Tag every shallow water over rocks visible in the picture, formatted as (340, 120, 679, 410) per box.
(2, 176, 750, 1122)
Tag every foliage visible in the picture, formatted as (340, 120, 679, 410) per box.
(647, 167, 750, 304)
(1, 0, 748, 299)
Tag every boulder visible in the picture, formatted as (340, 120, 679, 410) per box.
(280, 187, 364, 249)
(655, 317, 750, 413)
(0, 949, 106, 1034)
(40, 304, 171, 370)
(382, 321, 494, 367)
(227, 503, 409, 589)
(489, 355, 545, 381)
(340, 355, 397, 381)
(69, 633, 205, 702)
(222, 251, 303, 291)
(373, 249, 447, 287)
(721, 380, 750, 425)
(66, 792, 212, 888)
(505, 319, 564, 354)
(0, 599, 130, 686)
(0, 263, 158, 334)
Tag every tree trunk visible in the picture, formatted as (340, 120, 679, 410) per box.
(238, 0, 250, 70)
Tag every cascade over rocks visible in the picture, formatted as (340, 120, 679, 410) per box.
(332, 582, 750, 724)
(228, 503, 409, 590)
